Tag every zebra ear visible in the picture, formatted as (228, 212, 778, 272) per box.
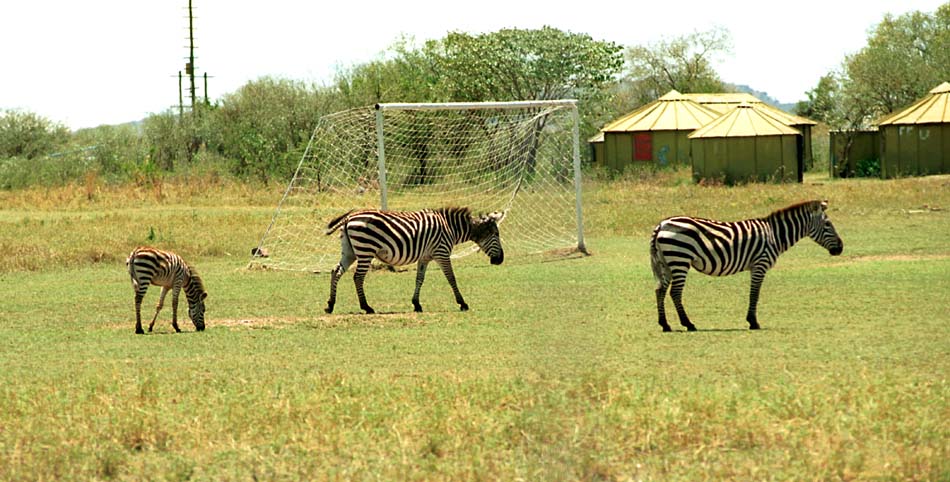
(202, 292, 208, 301)
(487, 211, 505, 223)
(819, 200, 829, 211)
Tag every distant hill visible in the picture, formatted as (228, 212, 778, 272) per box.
(726, 83, 798, 113)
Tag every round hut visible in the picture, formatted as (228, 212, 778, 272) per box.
(689, 103, 802, 184)
(601, 90, 719, 171)
(875, 81, 950, 178)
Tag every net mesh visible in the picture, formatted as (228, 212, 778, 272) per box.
(250, 101, 583, 272)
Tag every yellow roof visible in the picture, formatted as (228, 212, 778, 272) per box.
(588, 131, 604, 143)
(602, 90, 720, 132)
(876, 81, 950, 126)
(682, 92, 762, 114)
(689, 104, 801, 138)
(684, 92, 817, 125)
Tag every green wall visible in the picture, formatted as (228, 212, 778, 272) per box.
(881, 123, 950, 178)
(691, 135, 800, 184)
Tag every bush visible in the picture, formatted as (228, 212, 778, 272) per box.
(855, 157, 881, 178)
(0, 109, 70, 160)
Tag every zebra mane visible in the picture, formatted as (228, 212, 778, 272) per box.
(765, 200, 824, 220)
(434, 206, 472, 219)
(186, 268, 207, 297)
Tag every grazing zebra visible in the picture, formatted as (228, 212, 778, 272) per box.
(323, 207, 505, 314)
(650, 200, 843, 332)
(126, 247, 208, 334)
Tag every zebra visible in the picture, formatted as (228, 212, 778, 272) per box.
(126, 247, 208, 334)
(650, 200, 843, 332)
(323, 207, 504, 314)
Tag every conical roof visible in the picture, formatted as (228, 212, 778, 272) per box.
(682, 92, 762, 114)
(603, 90, 720, 132)
(689, 103, 801, 138)
(683, 92, 817, 125)
(876, 81, 950, 125)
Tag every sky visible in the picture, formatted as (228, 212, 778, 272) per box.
(1, 0, 946, 130)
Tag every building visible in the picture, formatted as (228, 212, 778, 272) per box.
(689, 103, 802, 184)
(875, 81, 950, 178)
(600, 90, 719, 171)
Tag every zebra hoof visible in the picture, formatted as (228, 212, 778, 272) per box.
(324, 305, 334, 314)
(459, 303, 469, 312)
(749, 323, 760, 330)
(362, 306, 375, 314)
(413, 304, 423, 313)
(661, 326, 672, 333)
(135, 329, 145, 335)
(685, 325, 697, 332)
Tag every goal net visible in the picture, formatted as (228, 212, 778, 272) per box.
(250, 100, 586, 272)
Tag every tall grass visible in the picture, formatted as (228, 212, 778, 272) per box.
(0, 171, 948, 479)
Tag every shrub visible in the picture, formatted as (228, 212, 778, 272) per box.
(0, 109, 70, 160)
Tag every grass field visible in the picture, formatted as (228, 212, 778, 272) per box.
(1, 170, 948, 480)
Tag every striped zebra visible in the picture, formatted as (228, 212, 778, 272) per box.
(126, 247, 208, 334)
(650, 200, 843, 332)
(323, 207, 505, 314)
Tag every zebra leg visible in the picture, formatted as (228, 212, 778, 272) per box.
(412, 260, 429, 312)
(353, 258, 375, 314)
(669, 267, 696, 331)
(134, 290, 146, 335)
(436, 257, 468, 311)
(655, 277, 672, 332)
(148, 286, 169, 333)
(170, 285, 182, 333)
(746, 266, 768, 330)
(325, 236, 357, 314)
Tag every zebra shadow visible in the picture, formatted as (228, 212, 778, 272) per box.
(665, 327, 761, 333)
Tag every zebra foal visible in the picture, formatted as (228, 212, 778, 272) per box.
(127, 247, 208, 334)
(650, 200, 843, 332)
(323, 207, 504, 314)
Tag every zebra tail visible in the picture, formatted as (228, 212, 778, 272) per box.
(127, 249, 140, 289)
(649, 224, 671, 286)
(324, 210, 355, 235)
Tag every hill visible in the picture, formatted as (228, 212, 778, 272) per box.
(727, 83, 798, 112)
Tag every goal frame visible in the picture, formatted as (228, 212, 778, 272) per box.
(253, 99, 588, 271)
(372, 100, 586, 253)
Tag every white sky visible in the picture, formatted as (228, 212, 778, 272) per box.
(1, 0, 945, 130)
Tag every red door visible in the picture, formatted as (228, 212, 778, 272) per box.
(634, 133, 652, 161)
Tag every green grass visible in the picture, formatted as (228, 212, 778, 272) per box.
(1, 171, 948, 480)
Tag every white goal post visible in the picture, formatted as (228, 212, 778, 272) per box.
(250, 99, 587, 272)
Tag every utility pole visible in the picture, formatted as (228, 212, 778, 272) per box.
(186, 0, 196, 116)
(175, 1, 210, 120)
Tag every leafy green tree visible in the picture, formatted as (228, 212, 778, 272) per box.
(0, 109, 70, 160)
(426, 26, 624, 103)
(795, 74, 839, 123)
(623, 27, 733, 105)
(423, 27, 623, 171)
(210, 77, 340, 181)
(334, 37, 442, 107)
(837, 3, 950, 125)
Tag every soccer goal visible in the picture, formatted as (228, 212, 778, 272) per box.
(250, 100, 587, 272)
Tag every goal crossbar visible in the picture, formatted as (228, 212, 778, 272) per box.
(375, 99, 578, 111)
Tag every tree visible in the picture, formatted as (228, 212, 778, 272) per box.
(211, 77, 340, 181)
(795, 74, 839, 123)
(0, 109, 69, 160)
(836, 4, 950, 126)
(623, 27, 733, 105)
(426, 26, 624, 103)
(333, 37, 442, 107)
